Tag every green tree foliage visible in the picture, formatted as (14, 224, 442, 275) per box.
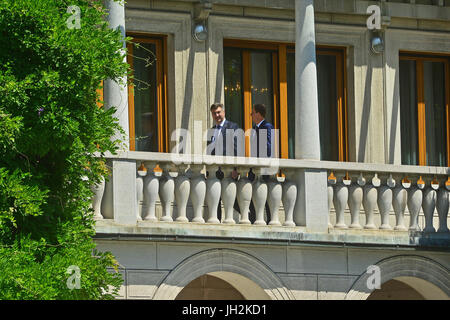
(0, 0, 129, 299)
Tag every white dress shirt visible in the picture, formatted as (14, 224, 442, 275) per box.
(212, 118, 226, 142)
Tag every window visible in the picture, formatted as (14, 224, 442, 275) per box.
(127, 35, 168, 152)
(399, 53, 450, 167)
(223, 40, 348, 161)
(223, 41, 280, 158)
(286, 47, 347, 161)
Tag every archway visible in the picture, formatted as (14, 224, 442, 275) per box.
(346, 255, 449, 300)
(153, 248, 294, 300)
(367, 279, 424, 300)
(175, 274, 245, 300)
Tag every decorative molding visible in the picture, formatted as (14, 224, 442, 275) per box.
(153, 248, 295, 300)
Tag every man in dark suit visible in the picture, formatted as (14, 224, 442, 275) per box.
(249, 104, 274, 224)
(208, 103, 239, 157)
(207, 103, 240, 221)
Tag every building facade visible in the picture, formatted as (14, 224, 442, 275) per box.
(92, 0, 450, 300)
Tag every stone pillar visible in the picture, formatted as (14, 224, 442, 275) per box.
(294, 1, 328, 232)
(112, 159, 137, 225)
(295, 169, 329, 232)
(295, 0, 320, 160)
(104, 0, 129, 149)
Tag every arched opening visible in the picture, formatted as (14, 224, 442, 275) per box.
(175, 274, 245, 300)
(153, 249, 294, 300)
(175, 271, 271, 300)
(367, 279, 425, 300)
(345, 255, 450, 300)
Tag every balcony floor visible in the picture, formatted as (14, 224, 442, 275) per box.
(94, 219, 450, 249)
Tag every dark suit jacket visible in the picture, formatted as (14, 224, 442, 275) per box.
(208, 119, 239, 156)
(253, 119, 274, 158)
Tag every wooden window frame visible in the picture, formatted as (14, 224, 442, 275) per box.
(399, 52, 450, 167)
(127, 34, 169, 153)
(314, 47, 348, 162)
(224, 39, 348, 161)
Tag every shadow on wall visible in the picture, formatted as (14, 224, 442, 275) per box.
(358, 60, 372, 163)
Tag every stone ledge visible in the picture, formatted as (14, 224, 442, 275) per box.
(94, 220, 450, 249)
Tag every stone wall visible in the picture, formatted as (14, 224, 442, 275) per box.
(125, 0, 450, 164)
(95, 238, 450, 299)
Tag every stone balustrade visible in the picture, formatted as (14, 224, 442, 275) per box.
(91, 151, 449, 235)
(327, 168, 450, 233)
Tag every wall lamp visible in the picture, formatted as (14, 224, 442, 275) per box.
(193, 1, 212, 42)
(193, 23, 208, 42)
(370, 31, 385, 54)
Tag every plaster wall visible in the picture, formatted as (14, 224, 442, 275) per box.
(95, 239, 450, 300)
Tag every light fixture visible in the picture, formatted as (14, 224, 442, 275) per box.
(192, 1, 211, 42)
(370, 32, 384, 54)
(193, 23, 208, 42)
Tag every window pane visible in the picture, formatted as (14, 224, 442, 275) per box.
(399, 60, 419, 165)
(287, 53, 340, 160)
(317, 54, 339, 161)
(224, 47, 243, 129)
(251, 51, 274, 125)
(423, 61, 447, 166)
(287, 52, 295, 159)
(132, 42, 158, 152)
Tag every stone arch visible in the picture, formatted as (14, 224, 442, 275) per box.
(346, 255, 449, 300)
(153, 248, 295, 300)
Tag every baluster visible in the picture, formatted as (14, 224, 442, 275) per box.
(101, 169, 114, 219)
(267, 175, 282, 226)
(142, 163, 159, 222)
(175, 165, 190, 222)
(387, 174, 396, 189)
(393, 182, 408, 231)
(348, 173, 364, 229)
(221, 167, 237, 224)
(206, 165, 221, 224)
(159, 164, 175, 222)
(363, 175, 377, 229)
(237, 167, 252, 225)
(252, 168, 268, 226)
(91, 177, 105, 219)
(333, 173, 350, 229)
(378, 184, 393, 230)
(283, 170, 297, 227)
(190, 165, 206, 223)
(327, 172, 336, 229)
(422, 186, 437, 233)
(136, 163, 147, 221)
(407, 179, 423, 231)
(436, 188, 449, 233)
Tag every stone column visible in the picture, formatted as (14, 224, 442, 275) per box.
(104, 0, 129, 149)
(294, 0, 328, 232)
(295, 0, 320, 160)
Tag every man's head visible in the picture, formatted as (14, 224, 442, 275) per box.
(251, 104, 266, 124)
(210, 103, 226, 125)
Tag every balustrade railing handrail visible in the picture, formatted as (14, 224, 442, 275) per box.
(91, 151, 449, 233)
(96, 151, 449, 176)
